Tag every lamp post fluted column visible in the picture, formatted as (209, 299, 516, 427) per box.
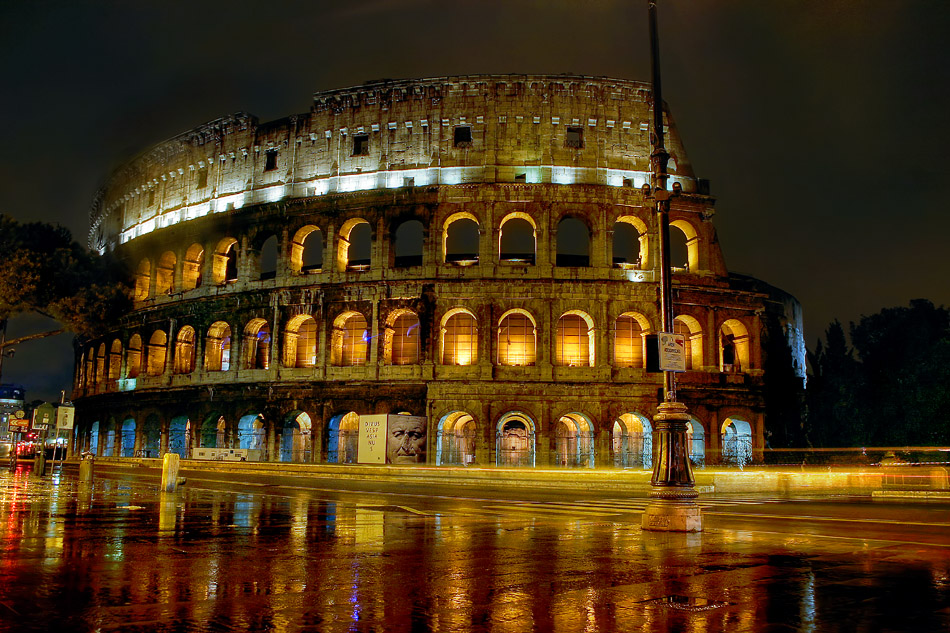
(640, 0, 702, 532)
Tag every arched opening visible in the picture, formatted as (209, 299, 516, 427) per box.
(127, 334, 142, 379)
(182, 243, 204, 291)
(95, 343, 106, 386)
(496, 412, 535, 467)
(119, 417, 136, 457)
(327, 411, 359, 464)
(83, 349, 94, 388)
(670, 219, 699, 272)
(554, 413, 595, 468)
(498, 310, 536, 366)
(89, 420, 100, 456)
(719, 319, 751, 373)
(155, 251, 176, 295)
(108, 339, 122, 381)
(168, 415, 189, 458)
(721, 417, 753, 467)
(613, 216, 649, 269)
(331, 312, 369, 366)
(200, 414, 227, 449)
(385, 309, 420, 365)
(133, 258, 150, 301)
(673, 315, 704, 370)
(280, 411, 312, 463)
(173, 326, 196, 374)
(337, 218, 372, 272)
(204, 321, 232, 371)
(243, 319, 271, 370)
(443, 213, 479, 265)
(257, 235, 278, 280)
(283, 315, 318, 368)
(612, 413, 653, 469)
(212, 237, 239, 284)
(393, 219, 424, 267)
(555, 217, 590, 267)
(146, 331, 167, 376)
(687, 418, 706, 468)
(499, 214, 536, 264)
(436, 411, 477, 465)
(440, 309, 477, 365)
(237, 414, 265, 453)
(555, 311, 595, 367)
(290, 225, 323, 273)
(77, 351, 86, 389)
(142, 413, 161, 457)
(100, 418, 115, 457)
(614, 312, 650, 368)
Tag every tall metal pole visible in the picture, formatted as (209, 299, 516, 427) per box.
(641, 0, 702, 532)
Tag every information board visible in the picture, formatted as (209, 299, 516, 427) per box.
(357, 414, 387, 464)
(658, 332, 687, 372)
(56, 405, 75, 430)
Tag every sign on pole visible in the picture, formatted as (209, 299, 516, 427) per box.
(658, 332, 687, 372)
(31, 403, 55, 432)
(8, 416, 29, 434)
(56, 405, 75, 430)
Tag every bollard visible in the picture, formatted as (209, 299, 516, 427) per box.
(79, 454, 94, 482)
(33, 450, 47, 476)
(161, 453, 180, 492)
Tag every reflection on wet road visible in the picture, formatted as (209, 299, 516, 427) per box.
(1, 465, 948, 632)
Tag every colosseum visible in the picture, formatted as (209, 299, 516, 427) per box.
(73, 74, 805, 470)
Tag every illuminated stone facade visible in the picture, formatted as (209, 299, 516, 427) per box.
(74, 74, 805, 468)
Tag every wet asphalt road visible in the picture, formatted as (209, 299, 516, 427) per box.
(1, 464, 948, 632)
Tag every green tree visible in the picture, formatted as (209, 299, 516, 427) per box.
(850, 299, 950, 445)
(0, 214, 130, 340)
(805, 320, 863, 447)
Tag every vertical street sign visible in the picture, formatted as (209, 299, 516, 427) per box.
(56, 405, 75, 430)
(31, 403, 55, 431)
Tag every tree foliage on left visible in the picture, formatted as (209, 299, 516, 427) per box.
(0, 214, 130, 339)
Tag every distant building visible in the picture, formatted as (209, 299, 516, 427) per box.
(74, 75, 805, 467)
(1, 384, 26, 455)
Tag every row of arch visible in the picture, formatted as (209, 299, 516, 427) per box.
(80, 410, 754, 468)
(131, 212, 703, 300)
(77, 309, 753, 387)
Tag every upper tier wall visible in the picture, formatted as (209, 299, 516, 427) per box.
(89, 75, 699, 252)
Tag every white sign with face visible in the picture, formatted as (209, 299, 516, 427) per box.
(385, 415, 428, 465)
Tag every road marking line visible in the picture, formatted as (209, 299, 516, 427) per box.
(729, 528, 950, 549)
(482, 504, 621, 516)
(705, 511, 950, 528)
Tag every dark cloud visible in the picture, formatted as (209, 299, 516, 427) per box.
(2, 0, 948, 400)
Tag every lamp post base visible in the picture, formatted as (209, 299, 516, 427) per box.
(641, 497, 703, 532)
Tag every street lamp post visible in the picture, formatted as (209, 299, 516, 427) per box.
(640, 0, 702, 532)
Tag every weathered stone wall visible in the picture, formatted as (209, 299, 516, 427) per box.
(89, 75, 698, 253)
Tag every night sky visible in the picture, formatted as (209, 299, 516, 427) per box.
(2, 0, 948, 403)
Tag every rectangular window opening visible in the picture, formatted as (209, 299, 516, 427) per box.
(264, 150, 278, 171)
(352, 134, 369, 156)
(566, 127, 584, 149)
(454, 125, 472, 148)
